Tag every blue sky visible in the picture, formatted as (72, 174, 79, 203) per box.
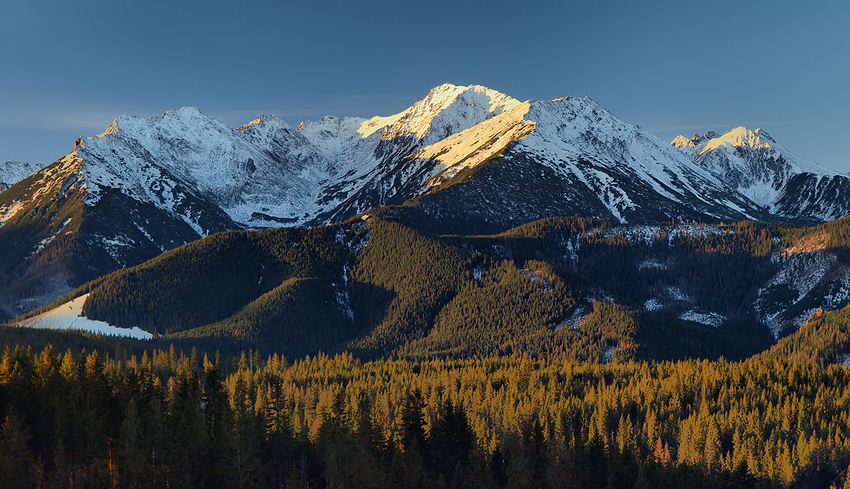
(2, 1, 849, 171)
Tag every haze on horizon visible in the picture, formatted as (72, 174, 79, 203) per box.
(1, 1, 848, 173)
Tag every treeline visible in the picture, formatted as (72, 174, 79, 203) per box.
(4, 345, 850, 487)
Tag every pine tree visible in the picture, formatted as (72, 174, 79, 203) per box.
(224, 375, 261, 488)
(0, 408, 36, 488)
(119, 398, 145, 487)
(401, 389, 427, 454)
(429, 398, 475, 481)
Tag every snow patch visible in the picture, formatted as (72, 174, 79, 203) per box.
(520, 269, 552, 291)
(472, 266, 485, 281)
(639, 259, 665, 271)
(559, 303, 589, 331)
(0, 201, 25, 227)
(95, 234, 138, 266)
(13, 293, 153, 340)
(667, 286, 689, 302)
(679, 310, 725, 327)
(334, 264, 354, 321)
(30, 217, 74, 256)
(562, 238, 579, 269)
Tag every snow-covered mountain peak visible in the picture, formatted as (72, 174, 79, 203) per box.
(237, 114, 271, 130)
(296, 115, 367, 160)
(356, 83, 521, 144)
(528, 95, 612, 125)
(415, 92, 678, 189)
(754, 128, 775, 142)
(298, 115, 367, 138)
(671, 135, 695, 148)
(686, 126, 839, 177)
(671, 131, 721, 150)
(233, 114, 309, 152)
(700, 126, 774, 155)
(159, 106, 207, 121)
(235, 114, 298, 143)
(519, 97, 744, 205)
(88, 107, 230, 146)
(672, 125, 844, 213)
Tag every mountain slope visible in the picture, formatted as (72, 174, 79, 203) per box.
(3, 85, 522, 316)
(0, 155, 87, 318)
(0, 151, 232, 318)
(393, 97, 772, 234)
(0, 160, 44, 192)
(32, 215, 850, 361)
(3, 83, 850, 317)
(307, 84, 524, 222)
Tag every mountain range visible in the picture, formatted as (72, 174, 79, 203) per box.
(2, 83, 850, 330)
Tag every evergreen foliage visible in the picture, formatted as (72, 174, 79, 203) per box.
(346, 219, 468, 357)
(12, 214, 850, 367)
(9, 214, 827, 363)
(407, 259, 575, 358)
(761, 304, 850, 365)
(174, 277, 357, 358)
(2, 345, 850, 487)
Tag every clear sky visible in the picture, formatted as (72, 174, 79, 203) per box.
(2, 1, 849, 172)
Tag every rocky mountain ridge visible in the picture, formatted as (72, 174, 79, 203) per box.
(2, 83, 849, 317)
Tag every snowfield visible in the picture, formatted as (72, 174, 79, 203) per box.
(13, 293, 153, 340)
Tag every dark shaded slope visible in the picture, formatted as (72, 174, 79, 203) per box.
(172, 277, 356, 358)
(345, 219, 469, 357)
(387, 150, 774, 236)
(83, 226, 350, 335)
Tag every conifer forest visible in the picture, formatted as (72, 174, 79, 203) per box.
(4, 215, 850, 487)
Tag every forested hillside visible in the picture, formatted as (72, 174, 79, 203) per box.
(10, 214, 850, 363)
(3, 346, 850, 487)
